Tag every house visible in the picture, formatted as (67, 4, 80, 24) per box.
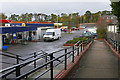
(102, 15, 118, 33)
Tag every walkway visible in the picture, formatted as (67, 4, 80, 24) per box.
(67, 40, 119, 78)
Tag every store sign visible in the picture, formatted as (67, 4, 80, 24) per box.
(5, 23, 10, 27)
(22, 23, 26, 27)
(13, 33, 16, 39)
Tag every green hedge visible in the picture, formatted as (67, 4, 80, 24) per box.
(66, 37, 88, 44)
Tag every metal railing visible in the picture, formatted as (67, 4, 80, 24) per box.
(106, 38, 120, 54)
(0, 38, 92, 80)
(0, 50, 50, 78)
(0, 50, 49, 65)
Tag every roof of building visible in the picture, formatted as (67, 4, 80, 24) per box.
(102, 15, 118, 25)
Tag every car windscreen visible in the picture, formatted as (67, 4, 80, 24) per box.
(46, 32, 53, 35)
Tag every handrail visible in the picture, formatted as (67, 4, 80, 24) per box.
(0, 53, 49, 73)
(1, 51, 21, 57)
(106, 38, 120, 53)
(16, 39, 90, 79)
(0, 52, 24, 61)
(1, 38, 92, 80)
(16, 51, 72, 80)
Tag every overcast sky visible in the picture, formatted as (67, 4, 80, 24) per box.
(0, 0, 112, 17)
(0, 0, 111, 2)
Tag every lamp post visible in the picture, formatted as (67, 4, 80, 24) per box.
(57, 15, 59, 28)
(55, 10, 60, 28)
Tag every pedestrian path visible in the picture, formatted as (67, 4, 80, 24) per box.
(68, 40, 119, 78)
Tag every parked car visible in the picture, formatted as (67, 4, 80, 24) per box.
(75, 28, 79, 30)
(81, 32, 95, 38)
(61, 29, 67, 32)
(71, 27, 79, 31)
(71, 28, 75, 31)
(79, 26, 86, 29)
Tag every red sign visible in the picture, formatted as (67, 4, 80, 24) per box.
(0, 20, 11, 23)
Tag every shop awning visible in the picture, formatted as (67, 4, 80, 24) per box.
(0, 26, 37, 34)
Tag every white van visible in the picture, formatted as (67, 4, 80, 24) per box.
(43, 29, 61, 41)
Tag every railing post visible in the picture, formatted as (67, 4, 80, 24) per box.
(77, 42, 79, 56)
(116, 41, 117, 51)
(81, 41, 82, 52)
(113, 40, 115, 49)
(72, 46, 74, 63)
(45, 53, 48, 69)
(65, 49, 67, 70)
(16, 55, 19, 64)
(83, 40, 84, 50)
(106, 37, 107, 41)
(50, 53, 53, 80)
(114, 41, 116, 49)
(16, 55, 20, 77)
(110, 38, 112, 46)
(89, 38, 91, 43)
(118, 43, 120, 54)
(34, 52, 36, 68)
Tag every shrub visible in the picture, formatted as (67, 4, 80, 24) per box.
(97, 27, 107, 39)
(66, 37, 88, 44)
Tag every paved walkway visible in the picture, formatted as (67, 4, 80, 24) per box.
(68, 40, 119, 78)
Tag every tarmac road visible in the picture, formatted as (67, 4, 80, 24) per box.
(1, 29, 87, 69)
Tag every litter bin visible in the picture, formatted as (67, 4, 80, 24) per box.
(2, 46, 7, 50)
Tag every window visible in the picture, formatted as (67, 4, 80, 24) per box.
(46, 32, 53, 35)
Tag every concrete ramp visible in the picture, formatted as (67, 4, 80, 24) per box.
(67, 40, 119, 78)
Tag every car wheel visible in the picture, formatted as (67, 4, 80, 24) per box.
(44, 39, 46, 42)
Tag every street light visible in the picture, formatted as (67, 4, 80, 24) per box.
(55, 10, 60, 28)
(57, 15, 59, 28)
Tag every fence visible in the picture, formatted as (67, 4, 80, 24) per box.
(0, 38, 92, 80)
(107, 32, 120, 42)
(107, 32, 120, 53)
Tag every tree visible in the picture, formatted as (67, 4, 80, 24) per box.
(96, 17, 107, 39)
(85, 11, 91, 23)
(9, 14, 19, 21)
(34, 13, 38, 21)
(71, 13, 80, 27)
(0, 13, 7, 19)
(28, 13, 33, 21)
(50, 13, 57, 22)
(101, 10, 112, 15)
(110, 1, 120, 31)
